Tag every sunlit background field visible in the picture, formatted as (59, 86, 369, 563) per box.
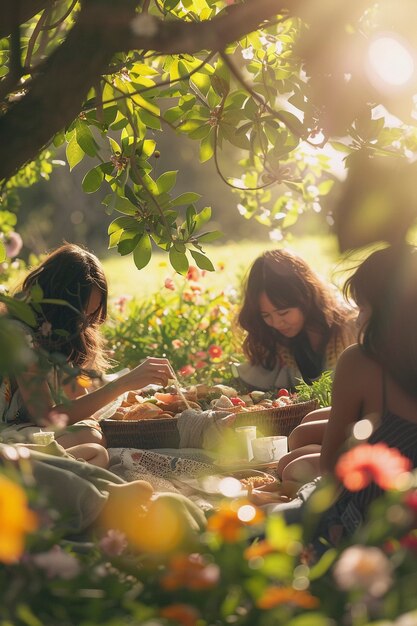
(103, 234, 344, 300)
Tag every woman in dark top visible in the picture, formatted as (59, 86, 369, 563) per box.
(319, 243, 417, 537)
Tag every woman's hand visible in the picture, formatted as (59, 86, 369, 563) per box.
(121, 357, 174, 391)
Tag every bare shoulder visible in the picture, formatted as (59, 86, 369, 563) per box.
(335, 344, 378, 380)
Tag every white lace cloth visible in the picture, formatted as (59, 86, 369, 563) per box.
(108, 448, 218, 511)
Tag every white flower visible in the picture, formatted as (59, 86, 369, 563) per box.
(242, 46, 254, 60)
(333, 545, 392, 597)
(131, 14, 158, 37)
(269, 229, 284, 242)
(32, 546, 81, 579)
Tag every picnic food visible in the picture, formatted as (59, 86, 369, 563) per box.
(239, 474, 276, 489)
(110, 382, 299, 421)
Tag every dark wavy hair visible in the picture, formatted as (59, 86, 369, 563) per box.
(238, 249, 351, 369)
(19, 243, 109, 372)
(343, 244, 417, 398)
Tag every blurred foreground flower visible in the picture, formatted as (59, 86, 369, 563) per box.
(32, 545, 81, 579)
(99, 529, 128, 556)
(160, 553, 220, 591)
(207, 502, 264, 542)
(333, 545, 392, 597)
(160, 603, 200, 626)
(336, 443, 412, 491)
(0, 475, 38, 563)
(257, 586, 319, 610)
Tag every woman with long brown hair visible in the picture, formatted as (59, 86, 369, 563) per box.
(237, 249, 357, 390)
(0, 243, 173, 451)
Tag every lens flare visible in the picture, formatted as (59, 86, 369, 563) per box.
(367, 35, 414, 88)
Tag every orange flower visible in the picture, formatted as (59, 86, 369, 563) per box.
(335, 443, 412, 492)
(160, 553, 220, 591)
(160, 603, 200, 626)
(257, 586, 319, 610)
(244, 540, 276, 560)
(208, 345, 222, 360)
(207, 502, 264, 543)
(0, 475, 38, 564)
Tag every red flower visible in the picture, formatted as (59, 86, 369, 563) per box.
(400, 534, 417, 552)
(186, 265, 200, 281)
(179, 365, 195, 377)
(335, 443, 412, 492)
(208, 345, 222, 359)
(404, 490, 417, 513)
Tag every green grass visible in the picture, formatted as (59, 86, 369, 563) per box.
(102, 234, 343, 300)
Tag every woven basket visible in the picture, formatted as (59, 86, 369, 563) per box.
(101, 417, 180, 449)
(232, 399, 319, 437)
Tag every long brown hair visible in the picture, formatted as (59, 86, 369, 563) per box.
(344, 244, 417, 398)
(238, 249, 351, 369)
(18, 243, 109, 372)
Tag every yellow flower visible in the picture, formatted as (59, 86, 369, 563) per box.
(257, 586, 319, 610)
(0, 475, 38, 563)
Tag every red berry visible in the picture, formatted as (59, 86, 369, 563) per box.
(277, 388, 290, 397)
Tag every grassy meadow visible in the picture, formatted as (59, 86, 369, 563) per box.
(102, 234, 354, 301)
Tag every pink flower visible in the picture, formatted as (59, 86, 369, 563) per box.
(5, 232, 23, 258)
(114, 294, 131, 314)
(336, 443, 412, 492)
(172, 339, 183, 349)
(32, 546, 81, 579)
(186, 266, 200, 281)
(195, 361, 207, 370)
(208, 345, 223, 360)
(99, 529, 128, 556)
(164, 278, 176, 291)
(179, 365, 195, 377)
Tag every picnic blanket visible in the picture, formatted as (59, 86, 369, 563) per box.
(108, 447, 223, 511)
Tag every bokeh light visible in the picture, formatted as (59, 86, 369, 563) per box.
(237, 504, 257, 522)
(367, 35, 414, 88)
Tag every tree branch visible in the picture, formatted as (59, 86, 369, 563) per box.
(0, 0, 48, 39)
(0, 0, 345, 182)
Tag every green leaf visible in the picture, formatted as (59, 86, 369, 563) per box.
(171, 192, 201, 207)
(169, 247, 189, 274)
(117, 233, 141, 256)
(0, 241, 5, 262)
(197, 230, 223, 243)
(108, 216, 138, 235)
(30, 284, 44, 302)
(199, 130, 214, 162)
(190, 250, 214, 271)
(133, 233, 152, 269)
(75, 121, 98, 157)
(82, 166, 104, 193)
(116, 196, 138, 215)
(287, 614, 331, 626)
(156, 170, 178, 194)
(194, 206, 212, 230)
(0, 296, 37, 327)
(66, 136, 85, 170)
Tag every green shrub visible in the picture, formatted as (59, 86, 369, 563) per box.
(103, 266, 244, 385)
